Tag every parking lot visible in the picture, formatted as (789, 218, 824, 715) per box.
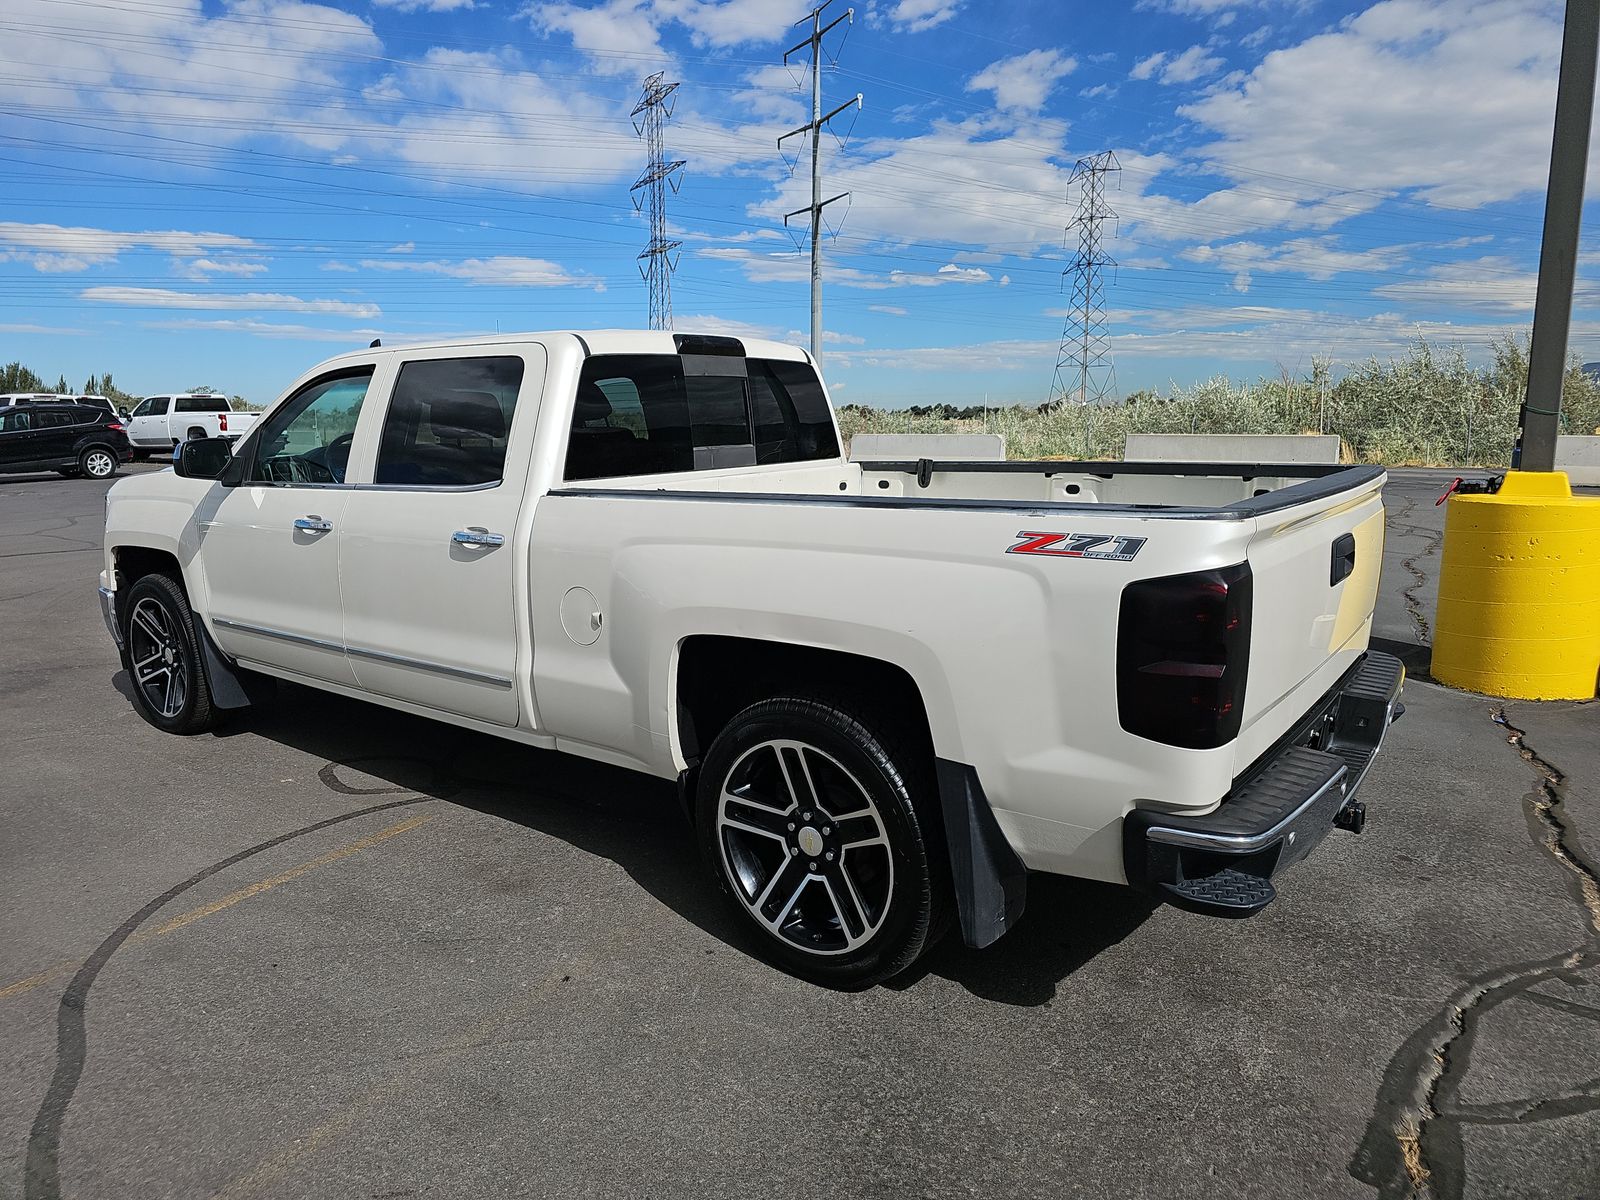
(2, 465, 1596, 1199)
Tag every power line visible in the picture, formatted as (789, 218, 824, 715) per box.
(630, 72, 685, 331)
(778, 0, 860, 365)
(1049, 151, 1121, 435)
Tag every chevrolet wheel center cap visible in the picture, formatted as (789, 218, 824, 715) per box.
(797, 827, 824, 858)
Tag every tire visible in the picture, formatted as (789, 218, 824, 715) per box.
(120, 573, 221, 735)
(695, 695, 947, 989)
(131, 449, 149, 462)
(79, 446, 118, 479)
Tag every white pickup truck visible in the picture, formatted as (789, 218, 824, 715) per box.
(125, 393, 258, 457)
(99, 331, 1403, 987)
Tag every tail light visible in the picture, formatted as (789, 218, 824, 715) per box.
(107, 422, 125, 431)
(219, 413, 228, 431)
(1117, 563, 1252, 749)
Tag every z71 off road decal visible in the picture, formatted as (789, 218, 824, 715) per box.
(1006, 531, 1147, 562)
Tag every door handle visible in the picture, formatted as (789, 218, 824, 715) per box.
(452, 528, 505, 547)
(294, 516, 334, 533)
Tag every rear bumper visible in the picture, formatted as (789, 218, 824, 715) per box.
(1122, 650, 1405, 916)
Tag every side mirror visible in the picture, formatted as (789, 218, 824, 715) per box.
(175, 436, 233, 480)
(118, 408, 131, 420)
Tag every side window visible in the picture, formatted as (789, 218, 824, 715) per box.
(134, 397, 169, 417)
(0, 410, 32, 432)
(175, 397, 198, 413)
(748, 359, 840, 464)
(247, 370, 373, 485)
(563, 355, 837, 482)
(35, 409, 75, 428)
(374, 356, 524, 487)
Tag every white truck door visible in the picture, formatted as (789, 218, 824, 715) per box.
(127, 396, 169, 448)
(337, 348, 543, 727)
(200, 367, 379, 686)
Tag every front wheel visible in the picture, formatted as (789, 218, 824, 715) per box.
(120, 573, 221, 734)
(79, 446, 117, 479)
(696, 696, 946, 989)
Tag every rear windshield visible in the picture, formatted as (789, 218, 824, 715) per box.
(175, 396, 230, 413)
(564, 355, 838, 482)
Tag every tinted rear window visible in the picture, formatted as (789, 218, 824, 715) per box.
(563, 355, 837, 482)
(175, 396, 229, 412)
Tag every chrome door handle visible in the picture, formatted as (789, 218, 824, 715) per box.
(294, 516, 334, 532)
(452, 528, 505, 547)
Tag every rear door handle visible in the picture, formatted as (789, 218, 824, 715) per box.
(1330, 532, 1357, 585)
(452, 528, 505, 547)
(294, 516, 334, 533)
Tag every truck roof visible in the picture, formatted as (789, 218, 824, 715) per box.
(304, 329, 813, 372)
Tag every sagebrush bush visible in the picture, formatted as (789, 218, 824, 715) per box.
(837, 336, 1600, 465)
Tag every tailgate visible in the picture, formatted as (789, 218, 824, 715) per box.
(1233, 474, 1387, 771)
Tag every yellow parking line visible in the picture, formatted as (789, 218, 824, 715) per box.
(1, 812, 433, 1002)
(150, 814, 432, 936)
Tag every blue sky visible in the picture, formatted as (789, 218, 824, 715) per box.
(0, 0, 1592, 406)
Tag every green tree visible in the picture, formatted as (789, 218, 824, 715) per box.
(0, 362, 46, 392)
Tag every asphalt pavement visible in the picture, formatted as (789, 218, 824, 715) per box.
(1, 465, 1596, 1200)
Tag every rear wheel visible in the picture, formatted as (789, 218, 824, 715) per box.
(79, 446, 117, 479)
(121, 573, 220, 734)
(696, 696, 946, 989)
(186, 426, 206, 441)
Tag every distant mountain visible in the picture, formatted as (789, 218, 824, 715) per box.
(1584, 362, 1600, 381)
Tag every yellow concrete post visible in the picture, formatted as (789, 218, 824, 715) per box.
(1432, 471, 1600, 699)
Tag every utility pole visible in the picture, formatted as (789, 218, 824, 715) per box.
(779, 0, 861, 365)
(631, 72, 686, 331)
(1048, 151, 1120, 453)
(1515, 0, 1599, 471)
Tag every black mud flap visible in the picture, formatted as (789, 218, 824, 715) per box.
(936, 759, 1028, 948)
(196, 622, 267, 711)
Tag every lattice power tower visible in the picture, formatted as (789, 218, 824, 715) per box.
(631, 73, 686, 331)
(1048, 151, 1121, 407)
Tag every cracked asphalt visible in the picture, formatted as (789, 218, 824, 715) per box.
(3, 465, 1598, 1200)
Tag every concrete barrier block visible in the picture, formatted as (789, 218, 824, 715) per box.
(1556, 436, 1600, 486)
(849, 433, 1007, 461)
(1124, 433, 1342, 464)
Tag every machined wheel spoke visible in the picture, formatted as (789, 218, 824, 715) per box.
(131, 606, 166, 645)
(132, 649, 164, 673)
(824, 866, 867, 940)
(835, 814, 884, 848)
(720, 797, 791, 840)
(136, 662, 170, 688)
(160, 670, 180, 716)
(756, 856, 810, 923)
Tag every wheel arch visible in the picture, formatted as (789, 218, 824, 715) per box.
(672, 635, 938, 773)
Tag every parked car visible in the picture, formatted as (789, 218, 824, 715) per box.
(125, 394, 258, 458)
(0, 403, 131, 479)
(99, 330, 1402, 987)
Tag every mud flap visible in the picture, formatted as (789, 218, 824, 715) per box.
(936, 759, 1028, 948)
(196, 622, 266, 711)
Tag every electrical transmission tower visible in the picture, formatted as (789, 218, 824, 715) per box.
(1048, 151, 1121, 423)
(779, 0, 861, 365)
(631, 72, 685, 331)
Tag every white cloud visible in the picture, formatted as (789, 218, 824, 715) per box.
(887, 263, 994, 286)
(174, 258, 270, 279)
(387, 242, 415, 254)
(1079, 83, 1117, 100)
(0, 323, 90, 336)
(673, 315, 780, 339)
(372, 0, 475, 10)
(82, 287, 381, 318)
(967, 49, 1078, 114)
(701, 246, 885, 288)
(1369, 256, 1590, 314)
(0, 222, 257, 273)
(787, 328, 867, 345)
(1179, 0, 1577, 208)
(1240, 24, 1272, 50)
(1130, 52, 1167, 81)
(1159, 44, 1225, 84)
(360, 255, 602, 289)
(869, 304, 908, 315)
(883, 0, 963, 32)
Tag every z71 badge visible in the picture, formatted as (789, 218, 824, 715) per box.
(1006, 531, 1147, 562)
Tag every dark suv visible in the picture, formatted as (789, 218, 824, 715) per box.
(0, 403, 133, 480)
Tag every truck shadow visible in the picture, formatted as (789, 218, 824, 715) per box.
(161, 675, 1155, 1006)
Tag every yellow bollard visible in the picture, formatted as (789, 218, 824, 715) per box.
(1432, 470, 1600, 700)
